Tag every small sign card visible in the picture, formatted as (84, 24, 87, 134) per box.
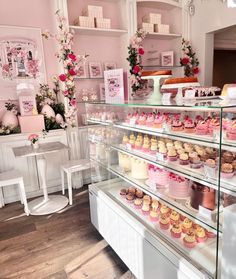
(156, 153, 164, 162)
(203, 165, 216, 179)
(129, 118, 136, 126)
(125, 143, 132, 151)
(163, 122, 170, 133)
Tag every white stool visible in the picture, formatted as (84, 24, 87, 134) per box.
(61, 159, 91, 205)
(0, 170, 29, 216)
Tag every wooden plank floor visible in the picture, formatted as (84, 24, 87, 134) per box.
(0, 187, 135, 279)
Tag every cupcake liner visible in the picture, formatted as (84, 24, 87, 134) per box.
(149, 216, 159, 222)
(159, 222, 170, 230)
(168, 156, 178, 162)
(206, 231, 216, 238)
(179, 159, 190, 165)
(196, 130, 208, 135)
(183, 238, 196, 248)
(190, 162, 202, 169)
(221, 171, 235, 179)
(142, 210, 150, 216)
(196, 236, 207, 243)
(171, 231, 181, 238)
(134, 204, 142, 209)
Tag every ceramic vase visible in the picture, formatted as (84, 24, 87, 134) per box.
(2, 111, 19, 128)
(32, 141, 39, 149)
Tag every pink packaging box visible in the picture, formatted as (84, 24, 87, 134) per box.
(18, 115, 45, 133)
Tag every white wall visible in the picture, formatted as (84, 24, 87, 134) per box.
(190, 0, 236, 85)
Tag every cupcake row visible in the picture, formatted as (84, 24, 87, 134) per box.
(121, 133, 236, 179)
(124, 111, 236, 140)
(119, 186, 216, 249)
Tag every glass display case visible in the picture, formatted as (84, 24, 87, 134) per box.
(85, 100, 236, 279)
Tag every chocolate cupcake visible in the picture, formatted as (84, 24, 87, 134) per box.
(223, 151, 235, 163)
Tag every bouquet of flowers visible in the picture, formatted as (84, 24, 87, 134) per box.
(180, 39, 199, 77)
(28, 134, 39, 144)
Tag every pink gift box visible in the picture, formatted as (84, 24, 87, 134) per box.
(18, 115, 45, 133)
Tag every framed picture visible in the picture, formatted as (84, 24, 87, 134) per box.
(99, 83, 105, 101)
(89, 62, 103, 78)
(76, 61, 86, 78)
(104, 62, 116, 71)
(0, 25, 46, 100)
(19, 95, 37, 116)
(161, 51, 174, 67)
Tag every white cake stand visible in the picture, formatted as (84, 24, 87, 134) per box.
(141, 75, 172, 102)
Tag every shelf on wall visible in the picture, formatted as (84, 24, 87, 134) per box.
(137, 0, 182, 9)
(143, 65, 182, 69)
(146, 32, 182, 40)
(70, 26, 128, 37)
(74, 77, 104, 80)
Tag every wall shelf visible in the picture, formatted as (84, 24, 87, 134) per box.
(137, 0, 182, 9)
(143, 65, 182, 68)
(146, 32, 182, 39)
(70, 26, 128, 37)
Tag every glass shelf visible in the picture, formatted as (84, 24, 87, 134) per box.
(143, 65, 182, 69)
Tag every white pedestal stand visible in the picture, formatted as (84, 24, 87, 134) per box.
(141, 75, 172, 102)
(28, 155, 68, 215)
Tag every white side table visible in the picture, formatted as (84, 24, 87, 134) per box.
(13, 142, 69, 215)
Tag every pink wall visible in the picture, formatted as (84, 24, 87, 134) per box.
(0, 0, 59, 120)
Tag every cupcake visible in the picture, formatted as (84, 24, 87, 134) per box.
(182, 218, 193, 233)
(153, 112, 164, 129)
(206, 230, 216, 238)
(232, 160, 236, 171)
(134, 198, 143, 209)
(195, 226, 207, 243)
(196, 120, 209, 135)
(158, 145, 167, 159)
(170, 210, 180, 225)
(167, 148, 178, 161)
(179, 153, 190, 165)
(143, 195, 152, 205)
(221, 163, 234, 179)
(223, 151, 235, 163)
(172, 115, 183, 131)
(184, 116, 196, 133)
(130, 112, 139, 125)
(149, 138, 158, 155)
(128, 187, 136, 195)
(226, 120, 236, 140)
(166, 142, 174, 150)
(146, 113, 155, 127)
(183, 231, 197, 248)
(134, 137, 143, 150)
(177, 148, 185, 156)
(129, 134, 136, 148)
(126, 193, 135, 203)
(142, 203, 150, 215)
(204, 159, 216, 175)
(122, 134, 129, 145)
(149, 210, 159, 222)
(125, 113, 132, 124)
(159, 215, 170, 230)
(120, 188, 127, 198)
(136, 189, 144, 199)
(138, 112, 147, 126)
(151, 200, 159, 211)
(142, 137, 151, 153)
(171, 224, 182, 238)
(160, 205, 171, 216)
(189, 152, 202, 169)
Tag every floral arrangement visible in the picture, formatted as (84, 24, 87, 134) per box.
(180, 39, 199, 77)
(42, 10, 88, 127)
(28, 134, 39, 144)
(0, 126, 20, 136)
(27, 59, 39, 78)
(127, 29, 146, 94)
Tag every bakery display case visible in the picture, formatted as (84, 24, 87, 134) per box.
(86, 101, 236, 279)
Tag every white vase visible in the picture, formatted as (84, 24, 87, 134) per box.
(2, 111, 19, 128)
(41, 104, 56, 118)
(32, 141, 39, 149)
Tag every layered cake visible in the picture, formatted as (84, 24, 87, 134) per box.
(147, 164, 169, 188)
(131, 157, 148, 179)
(168, 173, 190, 198)
(190, 183, 215, 210)
(118, 152, 131, 171)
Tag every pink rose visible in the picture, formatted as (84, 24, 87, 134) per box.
(138, 47, 144, 55)
(59, 74, 67, 82)
(70, 99, 77, 107)
(63, 91, 69, 96)
(133, 65, 140, 74)
(181, 57, 190, 65)
(68, 53, 76, 62)
(68, 69, 76, 76)
(193, 67, 200, 75)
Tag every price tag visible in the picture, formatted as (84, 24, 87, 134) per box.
(129, 118, 136, 126)
(198, 205, 213, 221)
(156, 153, 164, 162)
(163, 123, 170, 133)
(184, 89, 196, 99)
(162, 93, 172, 102)
(203, 165, 216, 179)
(126, 143, 132, 151)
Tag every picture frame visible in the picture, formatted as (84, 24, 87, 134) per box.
(19, 95, 37, 116)
(76, 61, 87, 79)
(104, 62, 117, 71)
(161, 51, 174, 67)
(0, 25, 46, 100)
(88, 62, 103, 78)
(99, 83, 105, 101)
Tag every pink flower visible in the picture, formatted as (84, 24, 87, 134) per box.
(28, 134, 39, 143)
(59, 74, 67, 81)
(63, 91, 69, 96)
(181, 57, 190, 65)
(68, 53, 76, 61)
(193, 67, 200, 75)
(70, 99, 77, 107)
(3, 64, 10, 72)
(133, 65, 140, 74)
(68, 68, 76, 76)
(138, 47, 144, 55)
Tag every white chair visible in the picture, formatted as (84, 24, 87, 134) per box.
(0, 170, 29, 216)
(61, 159, 91, 205)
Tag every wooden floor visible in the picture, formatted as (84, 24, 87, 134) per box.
(0, 187, 135, 279)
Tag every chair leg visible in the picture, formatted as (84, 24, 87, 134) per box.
(61, 168, 65, 195)
(0, 188, 4, 208)
(19, 180, 29, 216)
(67, 172, 73, 206)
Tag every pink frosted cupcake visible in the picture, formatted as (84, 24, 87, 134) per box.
(179, 153, 190, 165)
(184, 116, 196, 133)
(138, 112, 147, 125)
(130, 112, 139, 125)
(196, 120, 209, 135)
(125, 113, 132, 124)
(142, 137, 151, 153)
(208, 118, 220, 136)
(222, 118, 231, 131)
(195, 227, 207, 243)
(221, 163, 234, 179)
(146, 113, 155, 127)
(226, 120, 236, 140)
(167, 148, 178, 161)
(149, 210, 159, 222)
(134, 198, 143, 209)
(183, 231, 197, 248)
(171, 224, 182, 238)
(153, 112, 164, 129)
(159, 215, 170, 230)
(142, 202, 150, 215)
(172, 114, 183, 132)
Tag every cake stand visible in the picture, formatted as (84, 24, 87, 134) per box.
(141, 74, 172, 103)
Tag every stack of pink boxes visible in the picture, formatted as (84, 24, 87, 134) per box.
(140, 13, 170, 34)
